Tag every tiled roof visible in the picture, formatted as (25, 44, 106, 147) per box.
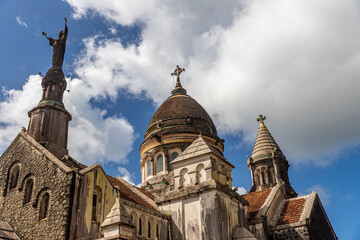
(107, 175, 156, 211)
(0, 221, 19, 240)
(277, 197, 306, 225)
(242, 188, 272, 219)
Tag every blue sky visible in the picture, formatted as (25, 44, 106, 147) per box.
(1, 0, 360, 238)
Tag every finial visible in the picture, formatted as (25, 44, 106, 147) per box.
(21, 127, 26, 132)
(170, 65, 187, 96)
(171, 65, 185, 85)
(257, 115, 266, 123)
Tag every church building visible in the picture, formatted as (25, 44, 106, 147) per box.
(0, 23, 337, 240)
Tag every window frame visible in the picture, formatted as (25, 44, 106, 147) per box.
(9, 164, 20, 191)
(23, 178, 34, 205)
(155, 153, 164, 174)
(92, 186, 102, 222)
(39, 192, 50, 220)
(146, 159, 152, 178)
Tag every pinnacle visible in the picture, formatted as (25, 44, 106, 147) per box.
(171, 65, 187, 96)
(251, 115, 281, 160)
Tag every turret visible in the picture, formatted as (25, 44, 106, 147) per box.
(247, 115, 296, 197)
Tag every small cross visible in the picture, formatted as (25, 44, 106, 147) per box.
(257, 115, 266, 123)
(171, 65, 185, 83)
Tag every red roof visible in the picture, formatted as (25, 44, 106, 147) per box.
(277, 198, 306, 225)
(107, 175, 156, 211)
(242, 188, 272, 219)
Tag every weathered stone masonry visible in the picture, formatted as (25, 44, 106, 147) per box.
(0, 134, 74, 239)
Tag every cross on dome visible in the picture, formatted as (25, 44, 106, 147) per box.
(257, 115, 266, 123)
(171, 65, 185, 83)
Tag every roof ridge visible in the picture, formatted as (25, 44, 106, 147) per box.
(116, 176, 159, 210)
(172, 135, 231, 166)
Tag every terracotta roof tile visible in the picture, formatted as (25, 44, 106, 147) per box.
(107, 175, 156, 211)
(277, 198, 306, 225)
(242, 189, 272, 219)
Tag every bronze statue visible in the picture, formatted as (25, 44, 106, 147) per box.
(42, 18, 68, 68)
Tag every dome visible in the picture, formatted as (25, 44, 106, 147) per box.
(144, 83, 219, 141)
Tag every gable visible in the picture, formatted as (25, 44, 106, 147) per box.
(173, 136, 233, 167)
(0, 133, 75, 239)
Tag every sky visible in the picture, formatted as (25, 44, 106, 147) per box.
(0, 0, 359, 238)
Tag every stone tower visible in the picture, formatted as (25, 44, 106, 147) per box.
(247, 115, 296, 197)
(139, 66, 252, 240)
(27, 20, 71, 160)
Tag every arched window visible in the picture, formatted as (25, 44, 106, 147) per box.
(256, 173, 261, 186)
(139, 218, 143, 236)
(268, 167, 274, 184)
(131, 212, 137, 234)
(156, 155, 163, 173)
(39, 193, 50, 220)
(170, 152, 179, 162)
(196, 164, 205, 184)
(92, 186, 102, 222)
(179, 168, 189, 187)
(262, 168, 268, 184)
(148, 220, 151, 238)
(156, 223, 160, 238)
(9, 165, 20, 190)
(23, 179, 34, 204)
(147, 160, 152, 178)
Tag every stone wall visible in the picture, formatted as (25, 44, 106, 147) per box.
(76, 166, 118, 240)
(0, 135, 74, 239)
(123, 202, 169, 239)
(270, 226, 310, 240)
(159, 188, 246, 240)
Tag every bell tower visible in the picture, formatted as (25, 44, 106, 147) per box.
(247, 115, 296, 197)
(27, 19, 72, 159)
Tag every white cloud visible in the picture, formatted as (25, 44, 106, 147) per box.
(0, 74, 135, 165)
(108, 27, 117, 35)
(15, 16, 28, 29)
(306, 184, 331, 206)
(65, 0, 360, 166)
(235, 186, 248, 195)
(0, 75, 42, 152)
(117, 167, 136, 185)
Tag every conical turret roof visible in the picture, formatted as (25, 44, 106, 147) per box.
(251, 115, 282, 161)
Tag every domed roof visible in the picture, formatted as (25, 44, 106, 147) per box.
(144, 82, 219, 141)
